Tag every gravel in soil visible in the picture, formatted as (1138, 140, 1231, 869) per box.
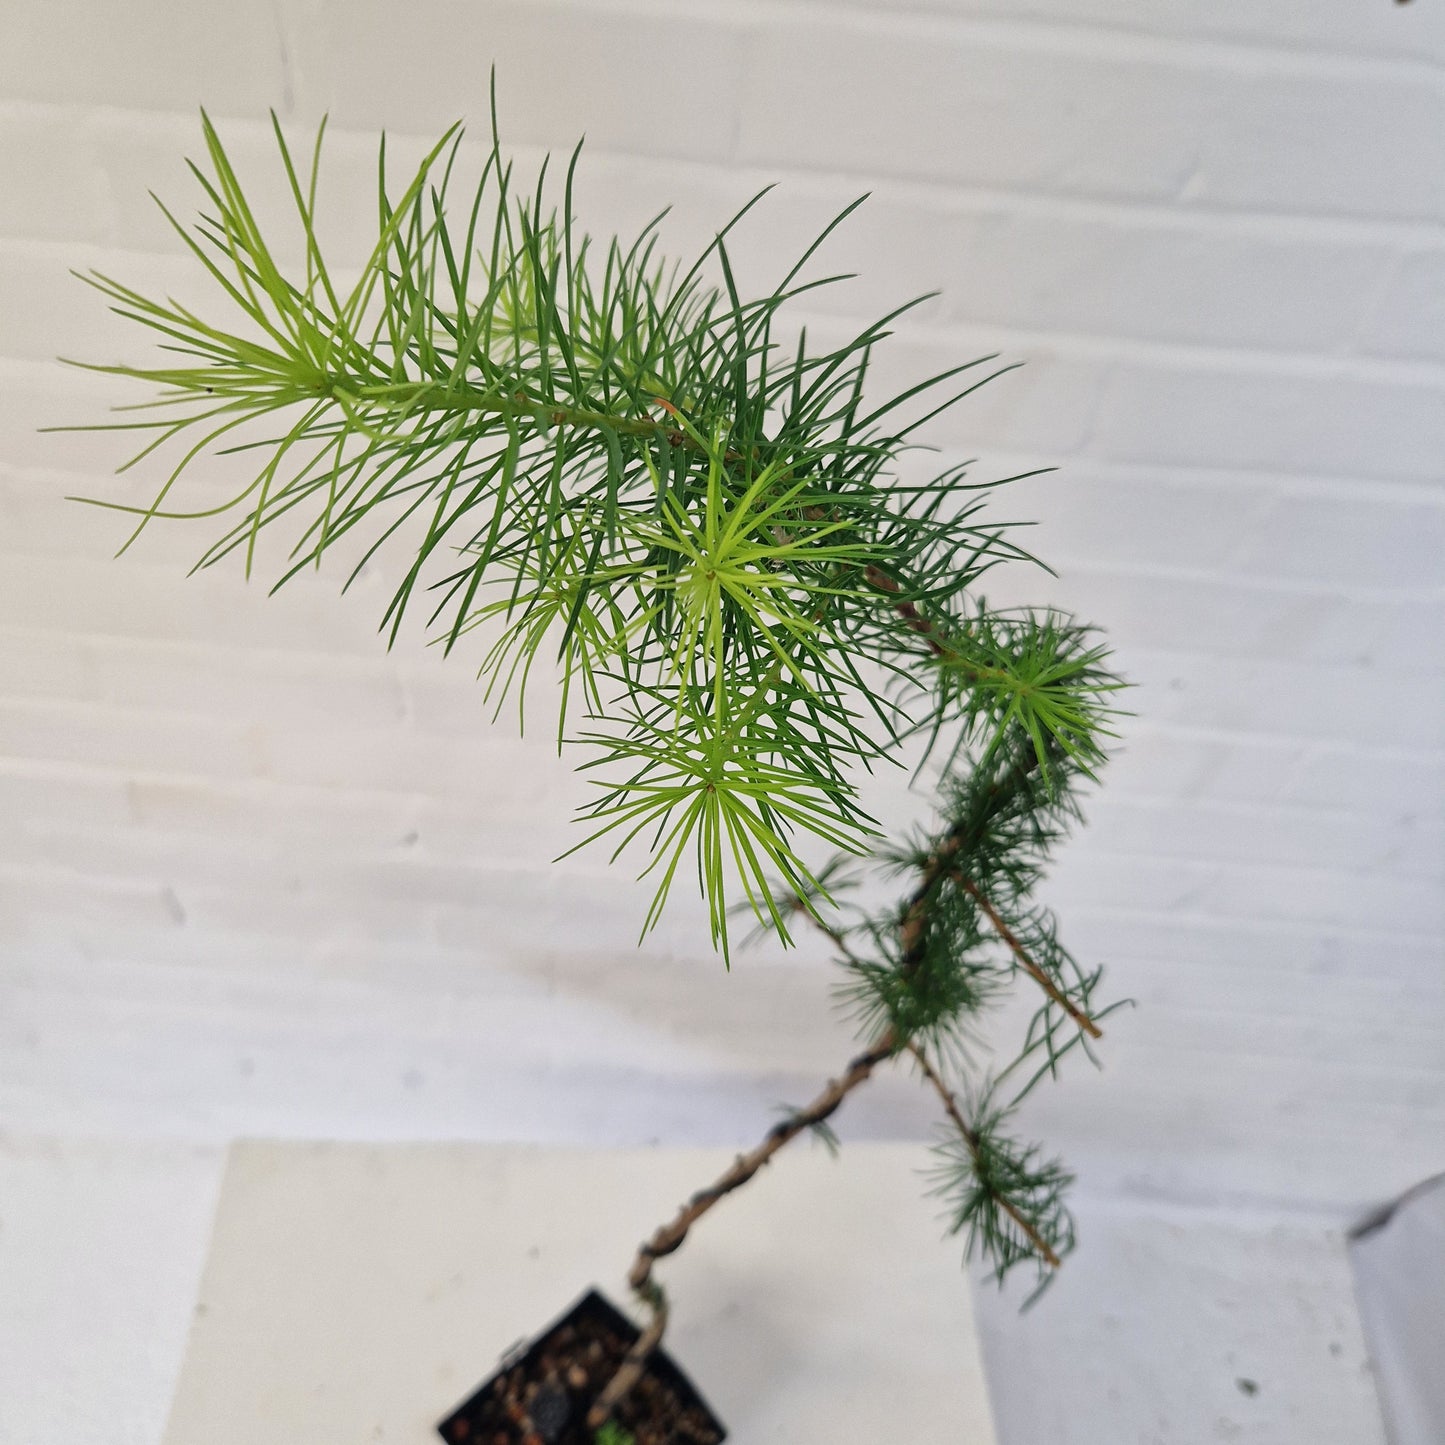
(439, 1301, 724, 1445)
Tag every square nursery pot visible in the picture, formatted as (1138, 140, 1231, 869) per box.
(438, 1288, 726, 1445)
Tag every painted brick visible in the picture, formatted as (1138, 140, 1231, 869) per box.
(284, 2, 746, 163)
(0, 242, 231, 364)
(38, 100, 1419, 372)
(932, 208, 1399, 356)
(736, 19, 1445, 221)
(799, 325, 1445, 484)
(1227, 487, 1445, 590)
(1050, 845, 1441, 935)
(1125, 648, 1445, 752)
(1102, 727, 1313, 807)
(997, 459, 1445, 585)
(0, 624, 96, 699)
(0, 631, 408, 724)
(87, 107, 451, 269)
(1065, 911, 1440, 987)
(0, 0, 288, 115)
(1084, 795, 1441, 881)
(0, 553, 392, 654)
(1286, 745, 1445, 817)
(763, 0, 1445, 67)
(121, 776, 417, 846)
(1085, 358, 1445, 484)
(0, 764, 134, 828)
(631, 167, 1406, 355)
(0, 106, 107, 245)
(1357, 248, 1445, 364)
(981, 462, 1279, 573)
(0, 698, 269, 781)
(1092, 728, 1445, 825)
(0, 361, 119, 471)
(0, 469, 130, 562)
(809, 322, 1117, 457)
(0, 866, 189, 944)
(1013, 569, 1442, 673)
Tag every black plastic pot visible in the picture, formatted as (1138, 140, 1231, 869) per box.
(437, 1288, 727, 1444)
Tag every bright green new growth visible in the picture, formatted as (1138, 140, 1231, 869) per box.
(593, 1424, 636, 1445)
(70, 96, 1127, 1293)
(66, 96, 1120, 963)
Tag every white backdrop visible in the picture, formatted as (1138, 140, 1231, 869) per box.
(1, 3, 1441, 1442)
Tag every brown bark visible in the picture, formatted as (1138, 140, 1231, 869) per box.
(585, 1032, 898, 1429)
(957, 876, 1102, 1039)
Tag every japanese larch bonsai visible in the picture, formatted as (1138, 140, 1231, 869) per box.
(64, 93, 1126, 1441)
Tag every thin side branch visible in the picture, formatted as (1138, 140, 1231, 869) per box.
(956, 875, 1101, 1039)
(795, 897, 863, 965)
(320, 377, 692, 444)
(863, 563, 946, 656)
(907, 1043, 1062, 1270)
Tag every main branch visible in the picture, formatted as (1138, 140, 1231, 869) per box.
(587, 725, 1089, 1423)
(585, 1031, 898, 1429)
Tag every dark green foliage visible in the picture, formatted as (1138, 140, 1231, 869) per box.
(926, 1088, 1077, 1294)
(924, 608, 1121, 786)
(839, 904, 998, 1051)
(840, 731, 1099, 1045)
(818, 717, 1128, 1290)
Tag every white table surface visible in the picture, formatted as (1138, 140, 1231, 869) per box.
(161, 1139, 1000, 1444)
(1, 1133, 1386, 1445)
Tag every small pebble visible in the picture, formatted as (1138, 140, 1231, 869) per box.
(528, 1382, 571, 1442)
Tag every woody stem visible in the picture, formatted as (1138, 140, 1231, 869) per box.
(585, 1030, 898, 1429)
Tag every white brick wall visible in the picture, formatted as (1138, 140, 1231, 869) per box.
(0, 4, 1441, 1429)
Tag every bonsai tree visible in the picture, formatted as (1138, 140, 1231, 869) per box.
(65, 91, 1125, 1441)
